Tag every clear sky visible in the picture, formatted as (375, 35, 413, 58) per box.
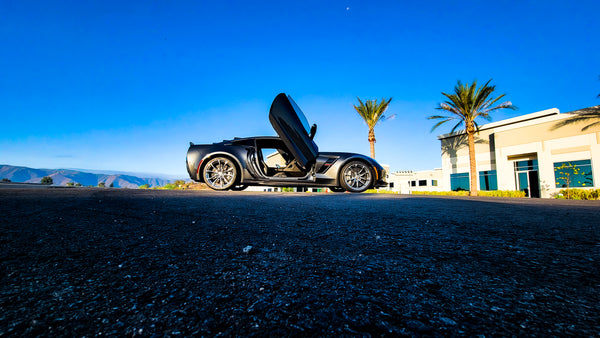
(1, 0, 599, 178)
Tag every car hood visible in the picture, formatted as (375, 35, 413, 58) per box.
(268, 93, 319, 169)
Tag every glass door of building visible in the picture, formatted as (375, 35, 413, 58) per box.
(514, 159, 540, 198)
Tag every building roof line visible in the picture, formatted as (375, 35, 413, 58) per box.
(437, 108, 560, 139)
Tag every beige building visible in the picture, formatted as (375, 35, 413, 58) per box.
(386, 169, 443, 194)
(438, 106, 600, 198)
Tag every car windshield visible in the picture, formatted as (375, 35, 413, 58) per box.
(287, 95, 311, 135)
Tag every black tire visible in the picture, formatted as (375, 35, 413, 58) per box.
(230, 184, 248, 191)
(203, 157, 238, 190)
(339, 160, 373, 193)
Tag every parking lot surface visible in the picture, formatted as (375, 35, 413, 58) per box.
(1, 188, 599, 336)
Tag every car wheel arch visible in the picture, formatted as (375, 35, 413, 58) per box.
(337, 158, 375, 192)
(199, 152, 245, 184)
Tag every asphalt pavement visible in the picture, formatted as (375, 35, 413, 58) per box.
(1, 188, 599, 336)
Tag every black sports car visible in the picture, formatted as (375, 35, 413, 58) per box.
(186, 93, 388, 192)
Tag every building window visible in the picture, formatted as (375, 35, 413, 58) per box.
(514, 159, 538, 171)
(554, 160, 594, 188)
(389, 182, 394, 188)
(418, 180, 427, 186)
(411, 181, 416, 187)
(450, 172, 469, 191)
(432, 180, 438, 186)
(479, 170, 498, 191)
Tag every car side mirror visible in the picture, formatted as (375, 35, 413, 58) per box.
(309, 124, 317, 140)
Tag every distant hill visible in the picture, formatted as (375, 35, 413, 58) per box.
(0, 165, 174, 188)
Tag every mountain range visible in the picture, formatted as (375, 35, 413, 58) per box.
(0, 165, 175, 188)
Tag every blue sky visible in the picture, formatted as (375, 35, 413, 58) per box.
(1, 0, 599, 177)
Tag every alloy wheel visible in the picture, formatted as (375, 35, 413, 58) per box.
(204, 157, 237, 190)
(341, 161, 372, 192)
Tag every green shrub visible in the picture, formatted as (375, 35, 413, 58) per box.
(41, 176, 53, 185)
(555, 188, 600, 200)
(411, 191, 469, 196)
(412, 190, 525, 197)
(364, 189, 398, 194)
(478, 190, 526, 198)
(139, 184, 150, 189)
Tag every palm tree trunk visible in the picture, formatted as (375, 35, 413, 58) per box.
(369, 141, 376, 158)
(467, 130, 478, 196)
(368, 128, 376, 158)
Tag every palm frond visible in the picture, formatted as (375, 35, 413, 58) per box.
(437, 101, 463, 118)
(429, 117, 454, 132)
(379, 113, 396, 124)
(450, 120, 465, 133)
(551, 106, 600, 131)
(353, 97, 393, 128)
(427, 115, 450, 120)
(429, 79, 517, 134)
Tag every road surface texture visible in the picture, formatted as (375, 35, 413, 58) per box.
(1, 188, 599, 336)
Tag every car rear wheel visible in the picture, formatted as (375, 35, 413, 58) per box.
(339, 161, 373, 193)
(203, 157, 238, 190)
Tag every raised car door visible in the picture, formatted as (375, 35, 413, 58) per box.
(268, 93, 319, 170)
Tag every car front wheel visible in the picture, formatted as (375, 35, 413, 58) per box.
(203, 157, 238, 190)
(339, 161, 373, 193)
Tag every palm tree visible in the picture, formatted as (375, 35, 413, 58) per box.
(552, 76, 600, 131)
(428, 79, 516, 196)
(353, 97, 394, 158)
(551, 106, 600, 131)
